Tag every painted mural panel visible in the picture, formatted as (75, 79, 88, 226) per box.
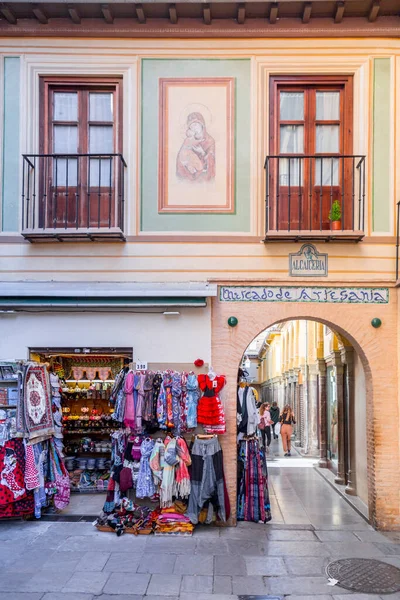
(159, 77, 235, 213)
(141, 59, 251, 233)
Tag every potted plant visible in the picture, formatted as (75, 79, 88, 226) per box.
(328, 200, 342, 231)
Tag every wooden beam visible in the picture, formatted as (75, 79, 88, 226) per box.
(168, 3, 178, 24)
(67, 4, 81, 24)
(368, 0, 380, 22)
(334, 1, 345, 23)
(0, 4, 17, 24)
(302, 2, 312, 23)
(203, 4, 211, 25)
(101, 4, 113, 24)
(237, 3, 246, 24)
(269, 2, 279, 24)
(32, 5, 48, 24)
(136, 3, 146, 24)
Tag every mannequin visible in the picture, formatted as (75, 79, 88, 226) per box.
(237, 378, 259, 438)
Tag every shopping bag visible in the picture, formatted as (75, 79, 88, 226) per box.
(275, 422, 281, 435)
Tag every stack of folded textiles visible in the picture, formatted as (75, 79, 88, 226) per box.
(154, 501, 194, 536)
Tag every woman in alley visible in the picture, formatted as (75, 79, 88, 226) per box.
(258, 402, 272, 452)
(279, 404, 296, 456)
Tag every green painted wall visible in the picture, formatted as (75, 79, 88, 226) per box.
(2, 57, 20, 232)
(372, 58, 391, 233)
(141, 59, 251, 232)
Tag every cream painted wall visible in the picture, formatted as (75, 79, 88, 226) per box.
(354, 350, 368, 505)
(0, 306, 211, 364)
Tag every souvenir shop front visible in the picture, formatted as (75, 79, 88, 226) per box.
(0, 349, 237, 535)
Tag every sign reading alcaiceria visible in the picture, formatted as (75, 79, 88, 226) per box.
(220, 286, 389, 304)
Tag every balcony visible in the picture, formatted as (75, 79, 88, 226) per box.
(264, 155, 366, 242)
(21, 153, 127, 242)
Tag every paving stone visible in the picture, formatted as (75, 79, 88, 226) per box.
(42, 594, 94, 600)
(103, 573, 150, 595)
(0, 595, 43, 600)
(220, 526, 268, 540)
(145, 537, 196, 554)
(46, 522, 100, 537)
(215, 555, 247, 576)
(138, 553, 177, 574)
(97, 596, 143, 600)
(326, 542, 386, 558)
(104, 552, 141, 572)
(62, 571, 110, 595)
(267, 530, 317, 542)
(232, 575, 267, 595)
(315, 531, 359, 542)
(146, 575, 182, 596)
(60, 534, 147, 553)
(244, 556, 287, 576)
(374, 543, 400, 555)
(0, 572, 35, 592)
(196, 539, 230, 555)
(20, 571, 74, 593)
(333, 595, 383, 600)
(173, 554, 213, 575)
(352, 531, 395, 544)
(226, 539, 266, 556)
(43, 551, 87, 571)
(180, 595, 238, 600)
(76, 551, 111, 572)
(144, 596, 178, 600)
(381, 556, 400, 569)
(213, 575, 233, 594)
(7, 549, 54, 572)
(287, 596, 332, 600)
(264, 576, 352, 595)
(283, 556, 329, 576)
(263, 541, 331, 557)
(181, 575, 213, 593)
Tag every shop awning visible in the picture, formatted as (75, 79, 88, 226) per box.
(0, 282, 217, 310)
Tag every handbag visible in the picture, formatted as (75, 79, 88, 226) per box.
(258, 418, 265, 431)
(275, 422, 281, 435)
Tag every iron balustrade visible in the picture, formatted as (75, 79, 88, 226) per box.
(22, 153, 127, 235)
(264, 154, 366, 238)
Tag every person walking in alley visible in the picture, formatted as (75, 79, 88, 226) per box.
(270, 401, 280, 439)
(280, 404, 296, 456)
(258, 402, 272, 451)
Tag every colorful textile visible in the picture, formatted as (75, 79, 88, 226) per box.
(23, 365, 54, 441)
(197, 374, 226, 428)
(157, 383, 167, 429)
(136, 438, 156, 498)
(24, 442, 40, 490)
(163, 372, 174, 429)
(142, 372, 155, 422)
(237, 438, 269, 523)
(160, 437, 176, 508)
(186, 373, 200, 429)
(180, 372, 188, 433)
(187, 436, 227, 525)
(0, 439, 34, 518)
(123, 371, 135, 429)
(149, 438, 165, 486)
(174, 437, 191, 499)
(171, 372, 182, 434)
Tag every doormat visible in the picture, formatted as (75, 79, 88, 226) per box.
(326, 558, 400, 594)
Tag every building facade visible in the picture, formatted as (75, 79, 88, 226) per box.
(0, 0, 399, 528)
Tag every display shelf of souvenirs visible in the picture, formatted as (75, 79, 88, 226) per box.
(64, 437, 112, 455)
(68, 465, 111, 493)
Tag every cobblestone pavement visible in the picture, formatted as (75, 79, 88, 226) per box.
(0, 456, 399, 600)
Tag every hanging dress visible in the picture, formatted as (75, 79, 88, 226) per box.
(197, 374, 226, 430)
(123, 371, 135, 429)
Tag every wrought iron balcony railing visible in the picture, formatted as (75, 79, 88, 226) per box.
(264, 154, 366, 242)
(21, 153, 127, 242)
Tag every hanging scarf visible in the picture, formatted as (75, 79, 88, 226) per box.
(163, 372, 174, 429)
(157, 382, 167, 429)
(174, 437, 191, 499)
(142, 372, 155, 422)
(152, 373, 163, 424)
(123, 371, 135, 429)
(171, 372, 182, 434)
(136, 438, 155, 498)
(24, 442, 40, 490)
(186, 372, 200, 429)
(160, 437, 176, 508)
(149, 438, 164, 487)
(180, 372, 188, 434)
(113, 387, 126, 423)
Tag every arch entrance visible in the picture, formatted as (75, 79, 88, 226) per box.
(211, 288, 399, 530)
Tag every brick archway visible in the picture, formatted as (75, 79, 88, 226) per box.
(211, 288, 399, 530)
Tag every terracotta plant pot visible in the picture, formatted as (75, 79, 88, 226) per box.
(331, 220, 342, 231)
